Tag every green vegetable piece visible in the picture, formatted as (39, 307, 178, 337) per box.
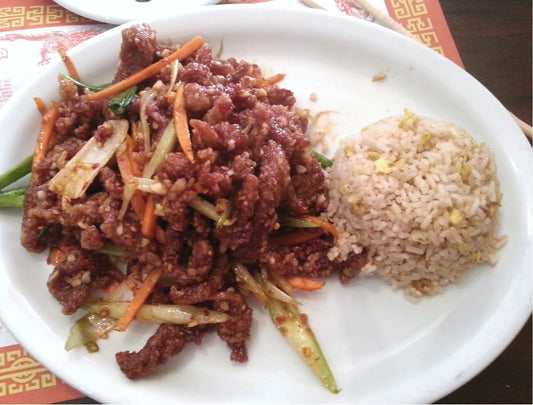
(109, 85, 137, 115)
(233, 261, 268, 306)
(309, 149, 333, 168)
(215, 198, 232, 228)
(38, 225, 51, 239)
(61, 74, 110, 92)
(0, 155, 33, 190)
(142, 119, 177, 179)
(266, 297, 340, 394)
(61, 75, 136, 115)
(279, 213, 321, 229)
(84, 341, 100, 353)
(95, 243, 128, 257)
(0, 186, 28, 208)
(256, 268, 299, 306)
(82, 301, 231, 326)
(65, 313, 116, 351)
(188, 196, 233, 227)
(235, 262, 340, 394)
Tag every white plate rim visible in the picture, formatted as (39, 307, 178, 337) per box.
(0, 5, 531, 404)
(52, 0, 219, 25)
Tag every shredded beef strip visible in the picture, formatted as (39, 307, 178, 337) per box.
(212, 295, 253, 362)
(47, 246, 119, 315)
(113, 24, 157, 83)
(116, 323, 206, 379)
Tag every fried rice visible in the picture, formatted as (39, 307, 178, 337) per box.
(325, 110, 507, 299)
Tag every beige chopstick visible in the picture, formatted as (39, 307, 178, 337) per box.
(300, 0, 533, 139)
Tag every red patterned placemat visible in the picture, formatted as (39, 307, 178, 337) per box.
(0, 345, 83, 404)
(385, 0, 462, 66)
(0, 0, 94, 32)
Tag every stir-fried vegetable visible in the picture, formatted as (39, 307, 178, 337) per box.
(139, 89, 156, 152)
(167, 60, 180, 94)
(66, 301, 231, 352)
(32, 102, 59, 180)
(0, 186, 27, 208)
(189, 196, 233, 227)
(234, 263, 339, 393)
(61, 74, 136, 115)
(88, 36, 204, 101)
(173, 82, 195, 163)
(83, 301, 231, 326)
(130, 177, 166, 194)
(280, 214, 339, 243)
(109, 85, 138, 115)
(65, 313, 116, 351)
(114, 267, 163, 332)
(48, 120, 128, 199)
(61, 74, 110, 92)
(142, 119, 177, 179)
(257, 268, 299, 306)
(285, 276, 325, 291)
(141, 194, 157, 239)
(0, 155, 32, 190)
(58, 49, 81, 81)
(264, 292, 339, 394)
(279, 213, 322, 229)
(232, 261, 268, 306)
(309, 149, 333, 168)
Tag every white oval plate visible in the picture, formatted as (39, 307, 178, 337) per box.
(53, 0, 219, 25)
(0, 5, 531, 404)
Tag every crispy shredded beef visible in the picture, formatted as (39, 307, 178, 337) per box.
(47, 246, 118, 315)
(20, 24, 366, 381)
(116, 323, 206, 379)
(113, 24, 157, 83)
(212, 295, 253, 362)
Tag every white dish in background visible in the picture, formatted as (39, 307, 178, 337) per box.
(0, 5, 531, 404)
(53, 0, 219, 24)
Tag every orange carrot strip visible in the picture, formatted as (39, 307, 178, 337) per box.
(58, 48, 80, 81)
(129, 192, 146, 220)
(286, 276, 325, 291)
(33, 97, 47, 116)
(116, 140, 147, 219)
(299, 215, 339, 242)
(88, 36, 203, 101)
(114, 267, 163, 331)
(141, 194, 157, 239)
(123, 134, 149, 218)
(124, 133, 142, 176)
(32, 102, 59, 182)
(173, 83, 195, 163)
